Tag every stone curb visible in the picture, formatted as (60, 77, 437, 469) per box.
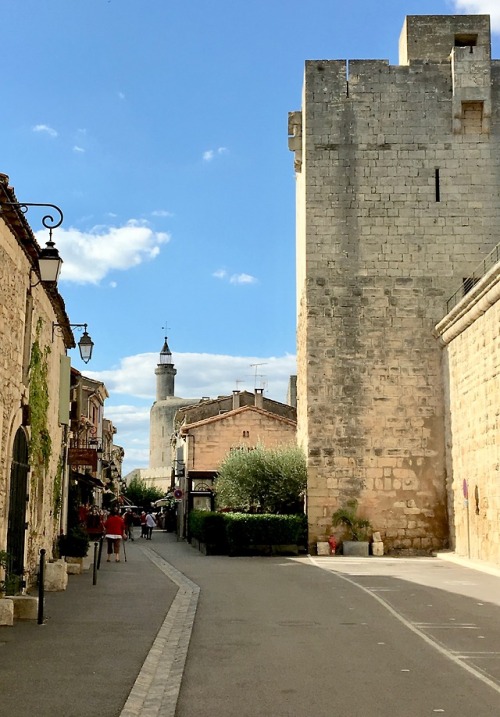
(119, 545, 200, 717)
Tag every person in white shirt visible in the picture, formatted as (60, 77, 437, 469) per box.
(145, 512, 156, 540)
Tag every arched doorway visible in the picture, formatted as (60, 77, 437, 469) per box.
(6, 427, 29, 593)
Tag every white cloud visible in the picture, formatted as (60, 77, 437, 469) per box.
(89, 351, 297, 475)
(35, 220, 170, 284)
(103, 404, 151, 472)
(109, 281, 117, 288)
(450, 1, 500, 30)
(88, 351, 296, 403)
(151, 209, 173, 217)
(230, 273, 257, 285)
(203, 147, 228, 162)
(73, 145, 85, 153)
(33, 124, 58, 138)
(213, 269, 257, 284)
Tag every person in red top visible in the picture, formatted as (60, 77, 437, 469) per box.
(104, 508, 126, 562)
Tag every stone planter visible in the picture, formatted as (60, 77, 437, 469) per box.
(44, 560, 68, 591)
(342, 540, 369, 557)
(0, 598, 14, 626)
(316, 542, 331, 556)
(65, 557, 83, 574)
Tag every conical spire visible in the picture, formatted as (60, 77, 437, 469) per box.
(159, 337, 173, 365)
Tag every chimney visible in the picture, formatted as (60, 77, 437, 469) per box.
(255, 388, 264, 409)
(232, 390, 241, 410)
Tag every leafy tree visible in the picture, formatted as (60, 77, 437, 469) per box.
(123, 475, 163, 508)
(216, 444, 306, 514)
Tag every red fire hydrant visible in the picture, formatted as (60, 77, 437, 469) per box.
(328, 535, 337, 556)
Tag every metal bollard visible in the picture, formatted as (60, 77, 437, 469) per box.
(97, 535, 104, 570)
(92, 542, 98, 585)
(38, 549, 46, 625)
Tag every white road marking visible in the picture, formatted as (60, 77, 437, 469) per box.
(308, 556, 500, 697)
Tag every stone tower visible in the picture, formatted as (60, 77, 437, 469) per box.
(149, 337, 197, 479)
(289, 15, 499, 552)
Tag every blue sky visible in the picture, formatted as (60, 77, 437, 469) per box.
(3, 0, 499, 475)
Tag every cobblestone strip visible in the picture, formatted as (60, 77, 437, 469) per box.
(119, 547, 200, 717)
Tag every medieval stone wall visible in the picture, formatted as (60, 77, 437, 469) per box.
(291, 15, 500, 551)
(150, 397, 198, 469)
(435, 261, 500, 566)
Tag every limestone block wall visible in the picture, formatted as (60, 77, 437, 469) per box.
(291, 15, 500, 551)
(150, 397, 198, 468)
(435, 261, 500, 567)
(0, 219, 67, 585)
(183, 408, 296, 472)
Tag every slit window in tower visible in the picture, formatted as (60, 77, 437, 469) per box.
(454, 34, 477, 48)
(435, 168, 440, 202)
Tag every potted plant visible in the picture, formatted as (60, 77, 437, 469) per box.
(58, 525, 90, 563)
(331, 499, 372, 557)
(0, 550, 22, 596)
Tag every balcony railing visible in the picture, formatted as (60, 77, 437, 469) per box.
(447, 242, 500, 313)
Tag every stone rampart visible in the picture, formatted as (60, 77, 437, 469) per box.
(291, 15, 500, 551)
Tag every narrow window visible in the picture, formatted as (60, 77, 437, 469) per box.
(454, 34, 477, 48)
(435, 168, 440, 202)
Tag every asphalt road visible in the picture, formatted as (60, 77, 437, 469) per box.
(155, 542, 500, 717)
(1, 534, 499, 717)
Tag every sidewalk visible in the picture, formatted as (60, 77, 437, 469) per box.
(435, 549, 500, 579)
(0, 535, 178, 717)
(1, 532, 499, 717)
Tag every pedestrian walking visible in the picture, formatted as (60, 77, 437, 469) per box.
(104, 508, 126, 562)
(123, 508, 135, 541)
(145, 511, 156, 540)
(140, 511, 148, 538)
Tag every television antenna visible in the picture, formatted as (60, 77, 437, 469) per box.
(250, 363, 267, 391)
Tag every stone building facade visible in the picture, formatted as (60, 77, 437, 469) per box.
(173, 391, 297, 537)
(289, 15, 500, 551)
(177, 400, 297, 473)
(0, 173, 74, 589)
(435, 247, 500, 566)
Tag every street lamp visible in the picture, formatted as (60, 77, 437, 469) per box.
(0, 201, 64, 284)
(52, 322, 95, 363)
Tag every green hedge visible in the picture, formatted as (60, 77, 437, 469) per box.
(188, 511, 307, 556)
(189, 511, 227, 549)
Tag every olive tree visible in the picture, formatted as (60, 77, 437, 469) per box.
(124, 475, 163, 507)
(216, 444, 306, 514)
